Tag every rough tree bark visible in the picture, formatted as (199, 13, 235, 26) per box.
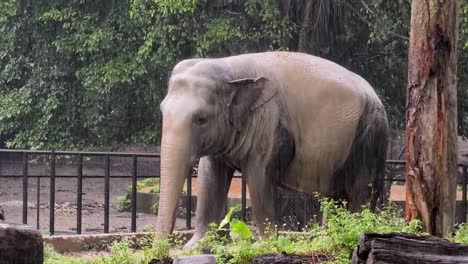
(351, 232, 468, 264)
(405, 0, 458, 236)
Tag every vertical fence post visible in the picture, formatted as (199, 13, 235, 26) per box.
(49, 151, 56, 235)
(104, 154, 110, 233)
(77, 154, 83, 234)
(463, 165, 467, 223)
(186, 170, 192, 230)
(131, 155, 137, 232)
(36, 176, 40, 230)
(241, 173, 247, 222)
(22, 152, 28, 224)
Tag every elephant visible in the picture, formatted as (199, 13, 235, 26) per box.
(155, 51, 389, 247)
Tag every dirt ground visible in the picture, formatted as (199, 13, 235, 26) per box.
(0, 176, 194, 235)
(0, 153, 194, 235)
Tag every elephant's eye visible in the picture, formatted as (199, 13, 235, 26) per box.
(195, 115, 208, 126)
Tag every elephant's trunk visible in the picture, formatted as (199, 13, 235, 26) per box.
(155, 134, 192, 235)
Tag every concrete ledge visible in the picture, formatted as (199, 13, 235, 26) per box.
(43, 229, 311, 254)
(43, 230, 195, 253)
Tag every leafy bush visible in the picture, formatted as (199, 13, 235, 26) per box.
(136, 178, 160, 192)
(194, 198, 423, 264)
(44, 198, 425, 264)
(44, 245, 87, 264)
(454, 223, 468, 244)
(306, 198, 423, 262)
(116, 195, 131, 212)
(45, 233, 172, 264)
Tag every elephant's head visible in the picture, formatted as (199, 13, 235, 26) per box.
(155, 60, 277, 235)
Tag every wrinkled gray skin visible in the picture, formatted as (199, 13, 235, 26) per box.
(155, 52, 389, 248)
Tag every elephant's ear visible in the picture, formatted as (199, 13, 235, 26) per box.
(226, 77, 278, 129)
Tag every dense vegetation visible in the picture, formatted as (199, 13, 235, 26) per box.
(1, 0, 468, 150)
(44, 199, 468, 264)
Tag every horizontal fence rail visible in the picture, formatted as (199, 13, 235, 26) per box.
(0, 149, 466, 235)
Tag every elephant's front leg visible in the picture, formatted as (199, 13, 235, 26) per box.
(185, 156, 234, 248)
(244, 157, 275, 235)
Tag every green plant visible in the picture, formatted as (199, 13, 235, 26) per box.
(219, 204, 252, 240)
(136, 178, 159, 192)
(116, 195, 131, 211)
(189, 198, 424, 264)
(454, 223, 468, 244)
(306, 198, 423, 263)
(146, 237, 171, 260)
(44, 198, 427, 264)
(44, 245, 88, 264)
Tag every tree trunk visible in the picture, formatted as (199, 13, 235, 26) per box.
(405, 0, 458, 236)
(0, 205, 4, 221)
(0, 222, 44, 264)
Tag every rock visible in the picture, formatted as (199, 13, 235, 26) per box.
(172, 254, 216, 264)
(0, 222, 43, 264)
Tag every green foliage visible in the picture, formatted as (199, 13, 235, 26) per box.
(307, 198, 423, 263)
(458, 0, 468, 138)
(43, 198, 429, 264)
(45, 235, 172, 264)
(129, 177, 185, 194)
(454, 223, 468, 244)
(116, 195, 131, 211)
(194, 199, 423, 264)
(229, 219, 253, 240)
(1, 0, 468, 148)
(136, 178, 160, 192)
(219, 204, 253, 240)
(0, 0, 290, 150)
(44, 245, 87, 264)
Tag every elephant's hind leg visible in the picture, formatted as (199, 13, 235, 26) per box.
(332, 98, 388, 212)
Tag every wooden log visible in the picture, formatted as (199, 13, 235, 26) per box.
(0, 222, 43, 264)
(351, 232, 468, 264)
(172, 255, 215, 264)
(252, 253, 332, 264)
(0, 205, 4, 221)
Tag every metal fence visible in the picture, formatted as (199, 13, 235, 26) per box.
(0, 149, 466, 235)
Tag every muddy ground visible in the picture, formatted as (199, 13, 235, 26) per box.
(0, 177, 195, 235)
(0, 153, 193, 235)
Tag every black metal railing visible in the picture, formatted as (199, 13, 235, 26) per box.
(0, 149, 248, 235)
(0, 150, 161, 234)
(0, 149, 466, 235)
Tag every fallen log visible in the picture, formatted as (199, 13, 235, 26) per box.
(351, 232, 468, 264)
(252, 253, 332, 264)
(0, 205, 4, 221)
(0, 222, 43, 264)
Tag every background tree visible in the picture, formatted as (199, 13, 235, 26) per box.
(405, 0, 458, 236)
(0, 0, 467, 150)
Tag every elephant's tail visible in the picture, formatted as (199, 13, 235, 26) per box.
(331, 94, 389, 211)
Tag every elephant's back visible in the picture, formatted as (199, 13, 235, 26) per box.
(239, 52, 381, 195)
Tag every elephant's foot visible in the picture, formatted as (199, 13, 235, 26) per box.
(184, 232, 206, 250)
